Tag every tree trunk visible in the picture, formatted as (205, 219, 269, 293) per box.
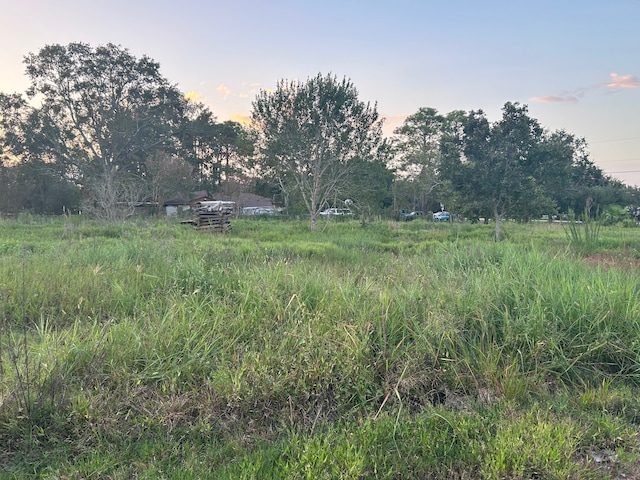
(494, 206, 502, 242)
(310, 214, 318, 231)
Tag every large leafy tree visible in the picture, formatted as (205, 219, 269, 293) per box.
(22, 43, 185, 176)
(440, 102, 575, 240)
(344, 156, 395, 219)
(177, 104, 220, 188)
(0, 92, 82, 215)
(392, 108, 464, 212)
(251, 73, 384, 230)
(211, 120, 255, 184)
(558, 137, 627, 215)
(0, 43, 188, 218)
(177, 104, 254, 193)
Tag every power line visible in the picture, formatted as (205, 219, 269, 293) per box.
(591, 136, 640, 144)
(592, 158, 640, 165)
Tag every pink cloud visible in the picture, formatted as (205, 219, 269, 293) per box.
(532, 72, 638, 105)
(530, 95, 579, 104)
(606, 73, 640, 89)
(383, 114, 409, 127)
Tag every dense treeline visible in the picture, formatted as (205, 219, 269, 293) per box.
(1, 42, 638, 226)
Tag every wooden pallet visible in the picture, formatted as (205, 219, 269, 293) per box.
(194, 208, 232, 232)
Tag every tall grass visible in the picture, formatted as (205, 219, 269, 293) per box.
(564, 206, 603, 252)
(1, 217, 639, 477)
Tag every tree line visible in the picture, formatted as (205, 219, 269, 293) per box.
(1, 42, 637, 232)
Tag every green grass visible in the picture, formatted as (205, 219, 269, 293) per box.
(1, 216, 640, 478)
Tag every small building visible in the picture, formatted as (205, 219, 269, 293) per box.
(189, 190, 212, 206)
(163, 197, 191, 216)
(163, 190, 213, 216)
(215, 193, 277, 215)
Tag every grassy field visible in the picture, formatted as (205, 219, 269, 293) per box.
(1, 216, 640, 478)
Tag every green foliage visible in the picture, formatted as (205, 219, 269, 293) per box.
(0, 43, 257, 218)
(481, 408, 581, 479)
(564, 206, 602, 251)
(2, 218, 640, 477)
(251, 73, 386, 229)
(603, 204, 630, 225)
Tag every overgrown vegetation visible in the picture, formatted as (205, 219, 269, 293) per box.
(3, 42, 640, 227)
(1, 217, 640, 478)
(564, 202, 604, 253)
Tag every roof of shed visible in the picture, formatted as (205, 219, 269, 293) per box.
(214, 193, 274, 208)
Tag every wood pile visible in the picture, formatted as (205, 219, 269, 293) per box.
(194, 201, 235, 232)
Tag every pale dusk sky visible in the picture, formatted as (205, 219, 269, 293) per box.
(1, 0, 639, 186)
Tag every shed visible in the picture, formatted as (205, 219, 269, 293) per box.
(215, 193, 277, 215)
(163, 197, 191, 216)
(163, 190, 213, 216)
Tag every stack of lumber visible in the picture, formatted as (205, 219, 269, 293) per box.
(194, 201, 234, 232)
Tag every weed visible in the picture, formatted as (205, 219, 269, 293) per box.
(564, 204, 603, 252)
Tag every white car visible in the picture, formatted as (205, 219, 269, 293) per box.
(433, 211, 451, 221)
(320, 208, 352, 216)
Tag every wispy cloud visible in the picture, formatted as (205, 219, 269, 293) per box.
(529, 95, 579, 104)
(384, 114, 409, 124)
(217, 82, 267, 101)
(606, 73, 640, 89)
(380, 114, 408, 136)
(239, 82, 266, 98)
(216, 84, 231, 99)
(531, 72, 638, 104)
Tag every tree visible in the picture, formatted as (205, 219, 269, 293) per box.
(1, 93, 82, 215)
(12, 160, 81, 215)
(251, 73, 384, 230)
(177, 104, 220, 189)
(440, 102, 575, 240)
(0, 160, 19, 216)
(177, 102, 254, 192)
(0, 43, 187, 218)
(344, 156, 394, 220)
(145, 152, 196, 211)
(83, 171, 145, 222)
(391, 108, 464, 212)
(212, 120, 255, 184)
(557, 137, 624, 215)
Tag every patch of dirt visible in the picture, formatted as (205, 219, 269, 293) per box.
(582, 251, 640, 271)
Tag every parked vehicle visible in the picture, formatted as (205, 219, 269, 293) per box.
(320, 208, 352, 216)
(433, 211, 451, 221)
(399, 210, 423, 221)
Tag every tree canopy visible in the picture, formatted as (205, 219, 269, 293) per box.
(0, 42, 254, 218)
(437, 103, 622, 239)
(251, 73, 384, 230)
(391, 108, 465, 213)
(0, 43, 635, 225)
(21, 43, 185, 177)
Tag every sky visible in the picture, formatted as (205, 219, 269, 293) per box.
(1, 0, 639, 186)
